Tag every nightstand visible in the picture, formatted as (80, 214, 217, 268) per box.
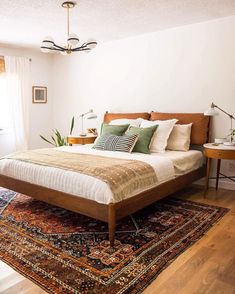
(203, 143, 235, 194)
(67, 135, 97, 146)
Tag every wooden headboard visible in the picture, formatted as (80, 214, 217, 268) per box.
(103, 111, 210, 146)
(150, 112, 210, 145)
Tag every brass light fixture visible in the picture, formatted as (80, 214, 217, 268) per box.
(41, 1, 97, 55)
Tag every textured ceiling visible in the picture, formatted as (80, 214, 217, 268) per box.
(0, 0, 235, 49)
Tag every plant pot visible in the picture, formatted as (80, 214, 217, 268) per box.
(223, 141, 235, 146)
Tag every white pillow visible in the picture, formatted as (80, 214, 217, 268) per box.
(109, 118, 143, 127)
(140, 119, 178, 153)
(167, 123, 192, 151)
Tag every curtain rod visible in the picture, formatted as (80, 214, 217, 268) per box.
(0, 55, 32, 61)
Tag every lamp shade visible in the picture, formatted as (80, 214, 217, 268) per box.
(86, 38, 97, 49)
(60, 50, 68, 56)
(204, 107, 219, 116)
(40, 46, 50, 53)
(42, 36, 54, 48)
(67, 33, 79, 46)
(87, 112, 97, 119)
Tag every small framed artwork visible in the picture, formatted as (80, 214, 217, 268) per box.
(32, 86, 47, 103)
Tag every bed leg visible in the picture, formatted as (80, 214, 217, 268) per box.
(108, 203, 116, 247)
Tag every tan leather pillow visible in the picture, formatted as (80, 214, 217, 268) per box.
(150, 112, 210, 145)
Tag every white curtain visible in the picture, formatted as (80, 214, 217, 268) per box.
(5, 56, 30, 151)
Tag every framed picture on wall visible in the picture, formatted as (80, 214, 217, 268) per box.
(32, 86, 47, 103)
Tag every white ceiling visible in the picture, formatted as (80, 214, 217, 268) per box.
(0, 0, 235, 49)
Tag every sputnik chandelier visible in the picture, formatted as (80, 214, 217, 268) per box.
(40, 1, 97, 55)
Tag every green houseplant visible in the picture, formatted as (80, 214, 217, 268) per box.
(228, 129, 235, 143)
(40, 116, 75, 147)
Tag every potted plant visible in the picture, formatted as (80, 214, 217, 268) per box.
(40, 117, 75, 147)
(224, 128, 235, 146)
(228, 129, 235, 143)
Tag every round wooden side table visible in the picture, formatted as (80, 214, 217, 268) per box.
(67, 135, 97, 146)
(203, 143, 235, 195)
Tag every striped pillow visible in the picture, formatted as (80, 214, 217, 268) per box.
(93, 134, 138, 153)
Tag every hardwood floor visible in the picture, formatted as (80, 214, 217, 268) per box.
(0, 185, 235, 294)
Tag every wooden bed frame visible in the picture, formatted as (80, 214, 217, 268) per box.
(0, 112, 210, 246)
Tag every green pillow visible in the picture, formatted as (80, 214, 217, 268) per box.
(100, 123, 130, 136)
(126, 125, 158, 154)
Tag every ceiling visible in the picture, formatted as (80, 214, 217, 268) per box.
(0, 0, 235, 49)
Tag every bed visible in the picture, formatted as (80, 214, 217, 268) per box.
(0, 111, 210, 246)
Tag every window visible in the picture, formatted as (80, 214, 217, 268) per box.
(0, 74, 11, 130)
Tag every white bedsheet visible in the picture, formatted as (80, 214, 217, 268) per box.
(150, 150, 204, 176)
(0, 145, 203, 204)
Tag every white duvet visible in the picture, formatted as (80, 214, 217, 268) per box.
(0, 145, 203, 204)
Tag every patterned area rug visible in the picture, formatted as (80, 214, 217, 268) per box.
(0, 188, 228, 294)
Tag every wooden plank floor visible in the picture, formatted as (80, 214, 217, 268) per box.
(0, 185, 235, 294)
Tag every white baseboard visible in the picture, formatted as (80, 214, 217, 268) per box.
(195, 177, 235, 190)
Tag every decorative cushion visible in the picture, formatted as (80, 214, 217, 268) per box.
(125, 125, 158, 154)
(100, 123, 130, 136)
(93, 134, 139, 153)
(150, 112, 210, 145)
(167, 123, 192, 151)
(140, 119, 178, 153)
(103, 112, 150, 123)
(109, 118, 143, 127)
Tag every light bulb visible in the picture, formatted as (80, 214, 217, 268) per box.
(67, 33, 79, 46)
(86, 38, 97, 49)
(60, 50, 68, 55)
(83, 48, 91, 54)
(42, 36, 54, 48)
(40, 46, 50, 53)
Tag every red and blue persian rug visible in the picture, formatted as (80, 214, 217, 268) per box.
(0, 188, 228, 294)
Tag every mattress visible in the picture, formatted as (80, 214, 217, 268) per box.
(0, 145, 203, 204)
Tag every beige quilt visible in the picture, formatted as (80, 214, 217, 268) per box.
(5, 148, 157, 202)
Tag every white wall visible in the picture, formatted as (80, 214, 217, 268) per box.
(0, 46, 53, 156)
(52, 16, 235, 189)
